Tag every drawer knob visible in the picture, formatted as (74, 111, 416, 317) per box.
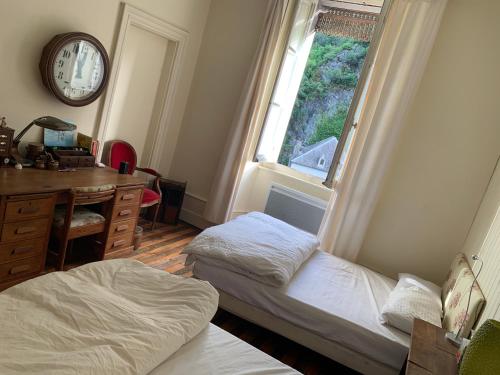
(9, 264, 31, 275)
(116, 224, 128, 232)
(113, 239, 126, 247)
(11, 246, 33, 255)
(121, 194, 135, 201)
(119, 209, 132, 216)
(18, 207, 39, 215)
(15, 226, 35, 235)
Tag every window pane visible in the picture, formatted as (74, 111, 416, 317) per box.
(278, 33, 369, 180)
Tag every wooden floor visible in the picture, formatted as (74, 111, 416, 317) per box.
(107, 219, 359, 375)
(104, 219, 199, 277)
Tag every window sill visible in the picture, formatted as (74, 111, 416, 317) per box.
(257, 162, 333, 193)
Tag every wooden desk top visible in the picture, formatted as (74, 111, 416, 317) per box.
(407, 319, 458, 374)
(0, 167, 146, 195)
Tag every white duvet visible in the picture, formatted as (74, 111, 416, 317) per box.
(0, 259, 218, 375)
(183, 212, 319, 287)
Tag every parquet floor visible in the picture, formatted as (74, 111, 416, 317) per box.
(106, 219, 359, 375)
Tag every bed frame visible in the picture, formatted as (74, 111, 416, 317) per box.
(217, 289, 401, 375)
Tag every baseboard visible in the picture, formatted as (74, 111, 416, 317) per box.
(180, 207, 212, 229)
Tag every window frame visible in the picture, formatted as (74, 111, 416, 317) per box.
(323, 0, 392, 188)
(253, 0, 319, 165)
(253, 0, 393, 189)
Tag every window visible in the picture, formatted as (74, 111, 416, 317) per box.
(255, 0, 388, 187)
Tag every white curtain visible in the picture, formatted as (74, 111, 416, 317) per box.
(318, 0, 449, 261)
(204, 0, 293, 224)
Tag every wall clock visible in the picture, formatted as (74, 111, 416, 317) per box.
(39, 32, 110, 107)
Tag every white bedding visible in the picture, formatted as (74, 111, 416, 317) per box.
(151, 323, 299, 374)
(0, 259, 218, 375)
(183, 212, 319, 287)
(194, 250, 410, 370)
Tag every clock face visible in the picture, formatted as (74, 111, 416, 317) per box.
(40, 32, 110, 106)
(53, 40, 105, 100)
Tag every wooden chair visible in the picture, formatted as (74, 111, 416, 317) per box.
(105, 140, 162, 230)
(52, 185, 115, 270)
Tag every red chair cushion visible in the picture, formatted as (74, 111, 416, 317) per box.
(109, 142, 137, 174)
(142, 188, 160, 205)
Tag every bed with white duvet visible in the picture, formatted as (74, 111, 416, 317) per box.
(183, 212, 411, 375)
(0, 259, 298, 375)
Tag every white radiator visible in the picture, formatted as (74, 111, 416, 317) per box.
(264, 184, 327, 234)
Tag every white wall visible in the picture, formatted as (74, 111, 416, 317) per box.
(357, 0, 500, 283)
(462, 158, 500, 324)
(0, 0, 211, 173)
(168, 0, 269, 226)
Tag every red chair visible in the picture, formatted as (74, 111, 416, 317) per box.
(106, 140, 162, 230)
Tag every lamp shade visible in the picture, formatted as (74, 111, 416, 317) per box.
(460, 319, 500, 375)
(13, 116, 76, 143)
(32, 116, 76, 131)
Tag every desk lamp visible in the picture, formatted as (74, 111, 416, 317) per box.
(11, 116, 76, 163)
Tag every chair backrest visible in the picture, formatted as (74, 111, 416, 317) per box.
(72, 185, 116, 206)
(107, 140, 137, 174)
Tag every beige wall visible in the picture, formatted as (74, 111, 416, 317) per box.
(0, 0, 211, 169)
(168, 0, 269, 226)
(357, 0, 500, 283)
(462, 158, 500, 324)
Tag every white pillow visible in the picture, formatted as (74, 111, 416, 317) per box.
(380, 278, 443, 334)
(398, 273, 443, 311)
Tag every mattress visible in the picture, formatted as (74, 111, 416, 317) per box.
(193, 251, 410, 370)
(150, 323, 298, 374)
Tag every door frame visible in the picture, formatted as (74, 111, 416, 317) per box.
(96, 3, 189, 169)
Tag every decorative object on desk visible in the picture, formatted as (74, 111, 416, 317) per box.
(118, 161, 129, 174)
(48, 148, 95, 169)
(34, 159, 46, 169)
(11, 116, 76, 164)
(77, 132, 99, 156)
(47, 159, 59, 171)
(26, 142, 45, 161)
(35, 151, 59, 171)
(39, 32, 110, 107)
(158, 178, 186, 225)
(105, 140, 162, 230)
(459, 319, 500, 375)
(445, 255, 484, 346)
(44, 128, 75, 147)
(0, 116, 14, 167)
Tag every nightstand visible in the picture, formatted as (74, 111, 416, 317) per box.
(406, 319, 458, 374)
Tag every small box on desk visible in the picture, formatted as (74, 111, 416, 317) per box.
(49, 148, 95, 169)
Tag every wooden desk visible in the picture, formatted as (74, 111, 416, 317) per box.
(0, 167, 145, 290)
(406, 319, 458, 374)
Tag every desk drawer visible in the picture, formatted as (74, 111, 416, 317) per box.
(115, 188, 142, 206)
(1, 218, 50, 242)
(109, 218, 136, 236)
(0, 256, 43, 282)
(106, 231, 134, 252)
(5, 198, 54, 221)
(111, 204, 140, 222)
(0, 238, 45, 264)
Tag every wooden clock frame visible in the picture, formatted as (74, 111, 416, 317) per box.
(39, 32, 110, 107)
